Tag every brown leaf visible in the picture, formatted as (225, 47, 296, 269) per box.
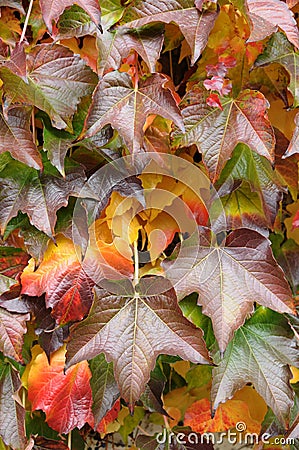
(163, 228, 294, 352)
(66, 277, 211, 408)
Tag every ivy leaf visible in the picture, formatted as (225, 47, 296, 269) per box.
(0, 247, 29, 295)
(0, 44, 98, 130)
(89, 354, 119, 429)
(246, 0, 299, 48)
(97, 24, 164, 76)
(66, 277, 211, 409)
(55, 5, 98, 40)
(26, 345, 92, 434)
(0, 157, 85, 237)
(101, 0, 125, 30)
(84, 72, 184, 154)
(211, 308, 299, 426)
(274, 127, 298, 200)
(214, 143, 283, 229)
(0, 106, 42, 170)
(284, 112, 299, 158)
(0, 307, 29, 362)
(0, 361, 27, 450)
(120, 0, 219, 65)
(254, 32, 299, 108)
(172, 87, 275, 182)
(163, 228, 294, 352)
(39, 0, 101, 34)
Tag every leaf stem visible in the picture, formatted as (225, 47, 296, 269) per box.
(133, 240, 139, 286)
(68, 431, 72, 450)
(20, 0, 34, 43)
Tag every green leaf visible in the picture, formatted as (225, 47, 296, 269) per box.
(101, 0, 125, 30)
(119, 406, 145, 444)
(0, 44, 98, 130)
(56, 4, 98, 40)
(172, 87, 275, 182)
(89, 354, 119, 428)
(66, 277, 211, 408)
(255, 32, 299, 108)
(211, 307, 299, 426)
(163, 228, 294, 352)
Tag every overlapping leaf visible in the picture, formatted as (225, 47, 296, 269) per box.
(0, 157, 85, 237)
(172, 87, 275, 181)
(163, 228, 294, 352)
(97, 24, 164, 76)
(66, 277, 211, 408)
(55, 5, 98, 40)
(0, 361, 27, 450)
(0, 44, 98, 130)
(0, 106, 42, 170)
(255, 32, 299, 108)
(0, 307, 29, 362)
(25, 345, 92, 434)
(84, 72, 184, 153)
(120, 0, 219, 65)
(211, 308, 299, 426)
(246, 0, 299, 48)
(0, 0, 24, 13)
(39, 0, 101, 34)
(0, 247, 29, 295)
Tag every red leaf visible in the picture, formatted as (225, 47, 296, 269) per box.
(293, 210, 299, 229)
(27, 345, 92, 434)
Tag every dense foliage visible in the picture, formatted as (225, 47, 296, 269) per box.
(0, 0, 299, 448)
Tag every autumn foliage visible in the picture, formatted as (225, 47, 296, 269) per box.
(0, 0, 299, 449)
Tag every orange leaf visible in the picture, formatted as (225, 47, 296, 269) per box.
(184, 398, 261, 434)
(88, 399, 121, 434)
(26, 345, 92, 434)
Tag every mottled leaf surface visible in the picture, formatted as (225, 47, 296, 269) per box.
(172, 87, 275, 181)
(121, 0, 219, 65)
(26, 346, 92, 434)
(0, 247, 29, 295)
(0, 307, 29, 362)
(211, 308, 299, 426)
(255, 32, 299, 108)
(163, 228, 294, 351)
(0, 44, 98, 130)
(84, 72, 184, 153)
(247, 0, 299, 48)
(39, 0, 101, 33)
(0, 106, 42, 170)
(66, 277, 211, 408)
(0, 157, 85, 237)
(0, 361, 26, 450)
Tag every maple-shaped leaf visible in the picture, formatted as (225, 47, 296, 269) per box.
(214, 143, 283, 230)
(21, 234, 133, 324)
(39, 0, 101, 34)
(0, 307, 29, 362)
(26, 345, 92, 434)
(163, 228, 294, 352)
(66, 277, 211, 408)
(0, 247, 29, 295)
(0, 360, 27, 450)
(172, 86, 275, 182)
(84, 72, 184, 154)
(254, 32, 299, 108)
(211, 308, 299, 426)
(97, 24, 164, 76)
(0, 106, 42, 170)
(89, 354, 119, 429)
(0, 156, 85, 237)
(0, 44, 98, 130)
(120, 0, 219, 65)
(246, 0, 299, 48)
(184, 397, 261, 433)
